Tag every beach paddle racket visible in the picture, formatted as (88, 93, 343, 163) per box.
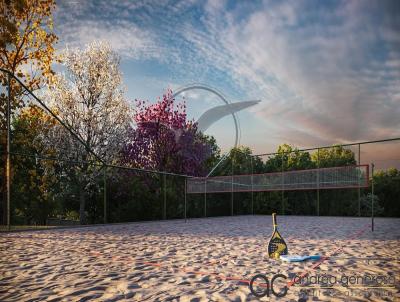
(268, 213, 288, 259)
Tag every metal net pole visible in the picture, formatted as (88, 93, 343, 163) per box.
(6, 73, 11, 230)
(204, 179, 207, 217)
(103, 167, 107, 223)
(317, 148, 320, 216)
(251, 155, 254, 215)
(358, 144, 361, 216)
(371, 163, 374, 232)
(163, 174, 166, 220)
(281, 152, 284, 215)
(231, 155, 234, 216)
(184, 177, 187, 223)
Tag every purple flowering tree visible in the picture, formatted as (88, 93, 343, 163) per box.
(123, 89, 212, 176)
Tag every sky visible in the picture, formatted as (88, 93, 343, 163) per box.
(53, 0, 400, 166)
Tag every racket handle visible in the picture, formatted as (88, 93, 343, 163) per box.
(272, 213, 277, 226)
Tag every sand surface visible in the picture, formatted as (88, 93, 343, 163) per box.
(0, 215, 399, 301)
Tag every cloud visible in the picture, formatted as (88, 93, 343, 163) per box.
(53, 1, 172, 61)
(186, 0, 400, 145)
(53, 0, 400, 152)
(57, 20, 157, 60)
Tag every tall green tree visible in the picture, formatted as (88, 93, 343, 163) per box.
(231, 146, 264, 174)
(310, 146, 357, 216)
(213, 146, 264, 176)
(311, 145, 356, 167)
(201, 134, 221, 173)
(373, 168, 400, 217)
(206, 146, 264, 215)
(265, 144, 315, 172)
(11, 105, 59, 224)
(263, 144, 315, 215)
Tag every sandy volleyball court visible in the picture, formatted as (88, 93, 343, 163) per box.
(0, 216, 399, 301)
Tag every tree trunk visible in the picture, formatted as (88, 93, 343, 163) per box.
(79, 185, 86, 224)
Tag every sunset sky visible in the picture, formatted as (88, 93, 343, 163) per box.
(53, 0, 400, 166)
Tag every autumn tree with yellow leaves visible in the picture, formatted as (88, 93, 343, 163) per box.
(0, 0, 57, 89)
(0, 0, 58, 224)
(0, 0, 57, 127)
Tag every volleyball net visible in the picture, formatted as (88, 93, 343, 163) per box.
(187, 165, 369, 194)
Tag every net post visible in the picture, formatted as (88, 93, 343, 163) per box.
(371, 163, 374, 232)
(204, 179, 207, 217)
(281, 152, 284, 215)
(163, 173, 166, 220)
(6, 73, 11, 230)
(184, 177, 187, 223)
(358, 144, 361, 216)
(251, 155, 254, 215)
(103, 166, 107, 224)
(317, 148, 320, 216)
(231, 154, 234, 216)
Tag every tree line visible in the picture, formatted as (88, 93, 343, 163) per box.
(204, 146, 398, 218)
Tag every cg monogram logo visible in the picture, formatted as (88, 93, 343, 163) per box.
(249, 273, 288, 298)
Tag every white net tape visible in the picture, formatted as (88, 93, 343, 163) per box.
(187, 165, 369, 194)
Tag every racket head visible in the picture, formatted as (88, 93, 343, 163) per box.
(268, 230, 288, 259)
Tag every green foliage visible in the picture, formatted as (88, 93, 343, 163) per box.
(373, 168, 400, 217)
(200, 134, 221, 172)
(64, 210, 79, 221)
(213, 146, 264, 176)
(360, 193, 384, 216)
(10, 105, 59, 224)
(265, 144, 315, 172)
(311, 145, 356, 167)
